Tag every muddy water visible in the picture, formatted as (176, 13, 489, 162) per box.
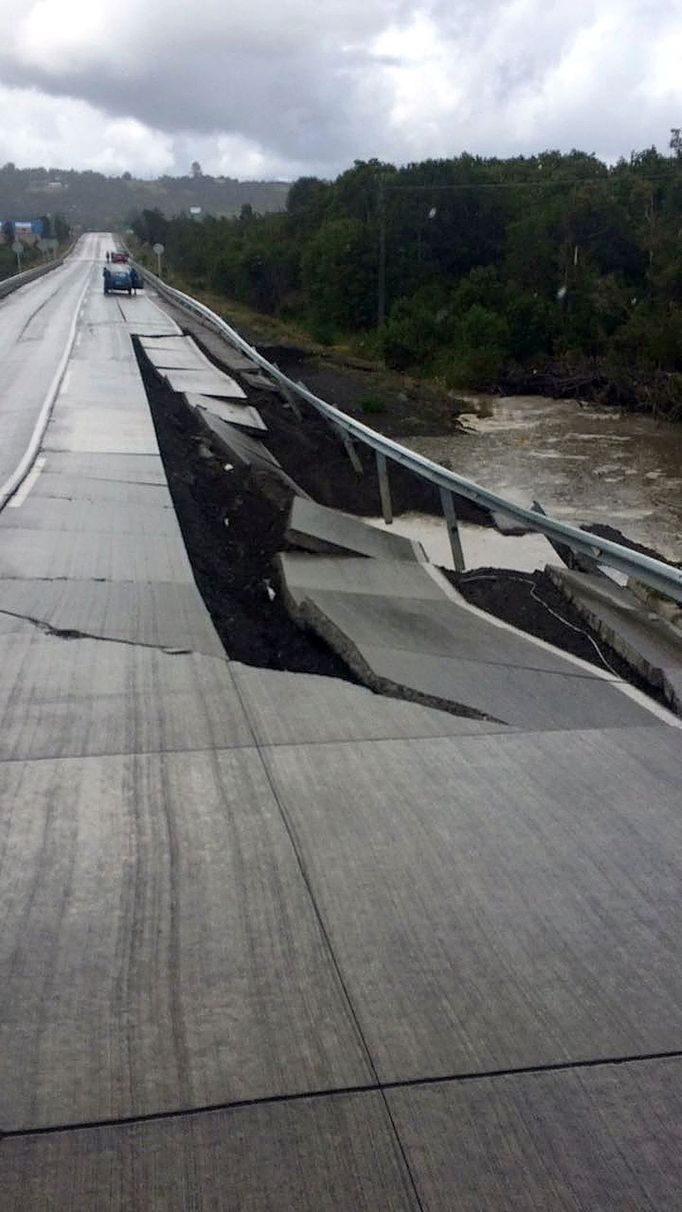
(404, 395, 682, 561)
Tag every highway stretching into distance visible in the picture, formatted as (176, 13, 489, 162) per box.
(0, 236, 681, 1209)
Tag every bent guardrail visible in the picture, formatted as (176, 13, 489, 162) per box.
(137, 262, 682, 604)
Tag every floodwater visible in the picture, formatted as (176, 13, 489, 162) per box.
(368, 512, 556, 573)
(403, 395, 682, 562)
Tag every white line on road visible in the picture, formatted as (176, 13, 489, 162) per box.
(426, 563, 682, 728)
(8, 456, 46, 507)
(0, 272, 90, 511)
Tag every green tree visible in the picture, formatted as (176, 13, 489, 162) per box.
(53, 214, 71, 244)
(449, 305, 511, 385)
(381, 284, 450, 370)
(130, 208, 168, 246)
(301, 217, 376, 329)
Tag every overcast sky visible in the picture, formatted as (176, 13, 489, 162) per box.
(0, 0, 680, 180)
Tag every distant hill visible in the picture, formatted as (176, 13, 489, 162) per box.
(0, 163, 290, 229)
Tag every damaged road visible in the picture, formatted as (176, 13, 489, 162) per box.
(136, 315, 681, 717)
(135, 340, 359, 680)
(4, 251, 682, 1210)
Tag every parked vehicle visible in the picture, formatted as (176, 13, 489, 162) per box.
(103, 264, 134, 294)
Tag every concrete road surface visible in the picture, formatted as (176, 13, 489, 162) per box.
(1, 237, 681, 1209)
(0, 234, 108, 500)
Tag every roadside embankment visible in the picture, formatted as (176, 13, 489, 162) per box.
(134, 310, 681, 713)
(500, 359, 682, 422)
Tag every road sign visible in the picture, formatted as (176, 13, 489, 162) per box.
(153, 243, 165, 255)
(11, 241, 23, 255)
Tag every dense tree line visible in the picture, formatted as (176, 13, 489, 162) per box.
(131, 143, 682, 404)
(0, 212, 71, 280)
(0, 161, 289, 232)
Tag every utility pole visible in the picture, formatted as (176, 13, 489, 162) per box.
(377, 174, 386, 329)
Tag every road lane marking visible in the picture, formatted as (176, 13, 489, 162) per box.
(426, 563, 682, 729)
(0, 272, 90, 511)
(8, 457, 46, 507)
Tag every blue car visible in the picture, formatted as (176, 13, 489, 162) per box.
(103, 264, 142, 294)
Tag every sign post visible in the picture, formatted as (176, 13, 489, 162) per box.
(153, 242, 165, 276)
(11, 241, 23, 272)
(38, 237, 58, 259)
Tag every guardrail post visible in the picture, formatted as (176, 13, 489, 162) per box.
(376, 451, 393, 524)
(135, 266, 682, 603)
(282, 385, 303, 420)
(532, 498, 601, 574)
(268, 364, 303, 418)
(334, 424, 363, 475)
(439, 487, 465, 572)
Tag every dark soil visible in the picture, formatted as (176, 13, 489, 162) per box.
(134, 319, 668, 707)
(258, 343, 465, 438)
(581, 522, 680, 567)
(153, 293, 467, 438)
(133, 339, 360, 679)
(500, 360, 682, 423)
(446, 565, 668, 706)
(188, 330, 493, 527)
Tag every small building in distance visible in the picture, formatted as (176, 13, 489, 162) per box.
(0, 219, 43, 244)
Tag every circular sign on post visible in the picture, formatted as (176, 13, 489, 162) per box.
(152, 242, 165, 278)
(11, 241, 23, 255)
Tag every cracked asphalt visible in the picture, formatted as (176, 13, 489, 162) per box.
(2, 236, 682, 1210)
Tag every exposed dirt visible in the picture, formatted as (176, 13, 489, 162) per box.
(581, 522, 681, 567)
(445, 565, 669, 706)
(188, 330, 493, 526)
(153, 290, 468, 438)
(135, 319, 668, 708)
(134, 340, 359, 679)
(257, 343, 465, 438)
(499, 359, 682, 423)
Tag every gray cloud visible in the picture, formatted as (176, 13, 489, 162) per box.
(0, 0, 679, 177)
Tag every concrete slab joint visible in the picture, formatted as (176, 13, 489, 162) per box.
(285, 497, 428, 563)
(548, 565, 682, 715)
(3, 236, 682, 1208)
(276, 554, 670, 731)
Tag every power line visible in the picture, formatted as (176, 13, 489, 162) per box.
(382, 173, 682, 192)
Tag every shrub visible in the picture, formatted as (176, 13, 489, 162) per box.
(358, 392, 387, 414)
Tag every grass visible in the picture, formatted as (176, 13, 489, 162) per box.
(128, 246, 469, 422)
(357, 392, 388, 415)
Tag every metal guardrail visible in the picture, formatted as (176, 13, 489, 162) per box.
(137, 262, 682, 604)
(0, 258, 65, 299)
